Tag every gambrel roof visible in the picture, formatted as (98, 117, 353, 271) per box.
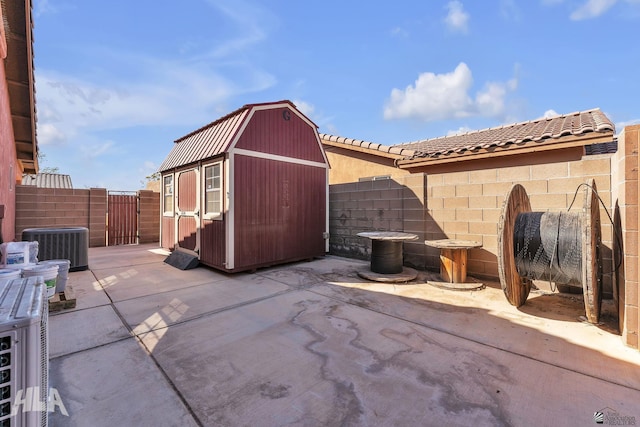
(159, 100, 319, 172)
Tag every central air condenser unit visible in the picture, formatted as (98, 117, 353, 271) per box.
(0, 277, 48, 427)
(22, 227, 89, 271)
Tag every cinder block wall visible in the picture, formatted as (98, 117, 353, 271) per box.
(613, 125, 639, 350)
(329, 149, 615, 293)
(425, 149, 614, 295)
(329, 174, 428, 269)
(138, 190, 160, 244)
(15, 186, 107, 247)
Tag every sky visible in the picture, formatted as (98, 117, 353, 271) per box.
(32, 0, 640, 190)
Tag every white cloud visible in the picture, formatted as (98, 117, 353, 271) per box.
(203, 0, 273, 59)
(293, 100, 316, 118)
(543, 109, 560, 118)
(36, 67, 229, 147)
(34, 0, 59, 17)
(36, 0, 277, 162)
(292, 99, 337, 133)
(390, 27, 409, 38)
(38, 123, 67, 146)
(383, 62, 518, 122)
(616, 118, 640, 128)
(543, 0, 640, 19)
(570, 0, 618, 20)
(444, 1, 470, 33)
(447, 126, 473, 136)
(79, 140, 115, 159)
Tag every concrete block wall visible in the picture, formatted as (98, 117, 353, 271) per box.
(138, 190, 160, 244)
(89, 188, 107, 247)
(15, 186, 107, 247)
(329, 174, 428, 269)
(426, 151, 614, 294)
(613, 126, 639, 350)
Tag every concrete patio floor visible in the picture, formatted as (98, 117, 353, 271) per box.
(48, 244, 640, 426)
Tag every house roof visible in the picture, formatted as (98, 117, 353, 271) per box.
(396, 108, 615, 161)
(21, 173, 73, 188)
(159, 100, 314, 172)
(1, 0, 37, 173)
(319, 133, 416, 159)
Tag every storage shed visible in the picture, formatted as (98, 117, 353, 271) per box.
(159, 100, 330, 272)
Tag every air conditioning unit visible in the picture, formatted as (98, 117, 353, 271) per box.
(0, 277, 48, 427)
(22, 227, 89, 271)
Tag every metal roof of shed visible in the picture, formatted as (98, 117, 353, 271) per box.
(21, 173, 73, 188)
(159, 100, 313, 172)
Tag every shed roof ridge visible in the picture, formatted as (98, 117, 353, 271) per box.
(175, 100, 295, 143)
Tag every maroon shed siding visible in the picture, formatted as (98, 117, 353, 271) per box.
(233, 155, 326, 270)
(236, 108, 326, 163)
(159, 100, 329, 272)
(176, 169, 197, 251)
(200, 219, 225, 268)
(161, 216, 174, 249)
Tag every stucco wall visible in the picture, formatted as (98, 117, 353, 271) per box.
(0, 53, 17, 243)
(324, 146, 411, 185)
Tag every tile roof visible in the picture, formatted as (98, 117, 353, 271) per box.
(319, 133, 416, 158)
(21, 173, 73, 189)
(395, 108, 614, 159)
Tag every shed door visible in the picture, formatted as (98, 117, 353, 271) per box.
(175, 168, 200, 256)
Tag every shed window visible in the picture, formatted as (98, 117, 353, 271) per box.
(204, 163, 222, 217)
(163, 175, 173, 214)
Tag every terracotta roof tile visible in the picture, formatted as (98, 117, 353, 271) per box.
(319, 133, 415, 157)
(396, 109, 614, 158)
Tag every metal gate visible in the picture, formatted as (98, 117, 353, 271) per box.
(108, 191, 138, 245)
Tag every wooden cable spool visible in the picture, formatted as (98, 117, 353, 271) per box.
(497, 179, 603, 323)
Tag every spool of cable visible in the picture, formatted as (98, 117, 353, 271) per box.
(497, 179, 602, 323)
(513, 211, 583, 286)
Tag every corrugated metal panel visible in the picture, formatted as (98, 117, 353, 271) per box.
(159, 108, 249, 171)
(21, 173, 73, 188)
(235, 108, 327, 163)
(200, 219, 225, 268)
(233, 155, 326, 270)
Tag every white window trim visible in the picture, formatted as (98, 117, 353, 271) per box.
(202, 161, 223, 220)
(162, 174, 174, 216)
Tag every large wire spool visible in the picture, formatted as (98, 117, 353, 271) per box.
(497, 179, 603, 323)
(498, 184, 532, 307)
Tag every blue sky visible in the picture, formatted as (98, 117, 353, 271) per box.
(33, 0, 640, 189)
